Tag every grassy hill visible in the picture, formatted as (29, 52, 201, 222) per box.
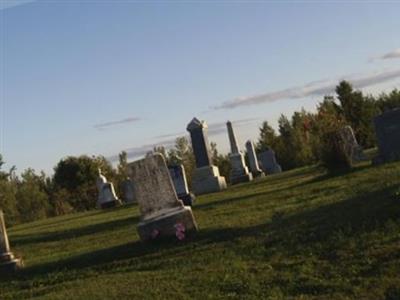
(1, 159, 400, 299)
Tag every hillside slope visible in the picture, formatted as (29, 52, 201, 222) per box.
(1, 160, 400, 299)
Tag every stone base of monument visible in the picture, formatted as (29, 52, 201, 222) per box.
(192, 166, 227, 195)
(99, 199, 122, 209)
(0, 252, 23, 274)
(137, 206, 198, 241)
(251, 170, 265, 178)
(177, 192, 195, 206)
(230, 173, 253, 185)
(229, 154, 253, 185)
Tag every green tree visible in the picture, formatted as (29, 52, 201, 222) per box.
(210, 142, 231, 183)
(310, 97, 348, 170)
(53, 155, 115, 211)
(377, 89, 400, 112)
(167, 137, 196, 186)
(256, 121, 278, 152)
(16, 168, 50, 223)
(335, 81, 378, 147)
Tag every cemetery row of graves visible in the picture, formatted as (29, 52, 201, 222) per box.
(0, 81, 399, 227)
(1, 80, 400, 276)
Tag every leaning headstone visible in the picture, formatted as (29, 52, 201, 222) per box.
(121, 178, 136, 204)
(226, 121, 252, 184)
(245, 140, 265, 178)
(128, 154, 198, 241)
(0, 211, 23, 273)
(96, 169, 122, 209)
(259, 149, 282, 174)
(373, 108, 400, 164)
(168, 165, 195, 206)
(337, 125, 365, 167)
(187, 118, 227, 195)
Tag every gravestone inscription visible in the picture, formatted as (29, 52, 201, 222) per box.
(128, 154, 198, 241)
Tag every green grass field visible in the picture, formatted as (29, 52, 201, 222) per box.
(2, 159, 400, 299)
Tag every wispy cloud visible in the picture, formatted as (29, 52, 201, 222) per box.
(371, 48, 400, 61)
(0, 0, 36, 10)
(212, 68, 400, 110)
(94, 117, 141, 131)
(108, 117, 259, 162)
(107, 139, 177, 163)
(154, 117, 259, 140)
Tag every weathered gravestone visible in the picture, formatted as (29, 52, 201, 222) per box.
(259, 149, 282, 174)
(128, 154, 198, 241)
(226, 121, 252, 184)
(96, 169, 122, 209)
(168, 165, 195, 206)
(187, 118, 227, 195)
(0, 210, 23, 273)
(337, 125, 365, 167)
(121, 178, 136, 204)
(373, 108, 400, 164)
(245, 140, 265, 178)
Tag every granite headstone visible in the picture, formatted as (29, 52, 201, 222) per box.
(245, 140, 265, 178)
(226, 121, 252, 184)
(128, 154, 198, 241)
(96, 169, 122, 209)
(374, 108, 400, 163)
(259, 149, 282, 174)
(0, 210, 23, 273)
(187, 118, 227, 195)
(168, 165, 195, 206)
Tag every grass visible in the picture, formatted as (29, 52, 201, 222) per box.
(1, 158, 400, 299)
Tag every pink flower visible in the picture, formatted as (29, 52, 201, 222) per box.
(151, 229, 160, 239)
(176, 231, 185, 240)
(174, 223, 186, 232)
(174, 223, 186, 240)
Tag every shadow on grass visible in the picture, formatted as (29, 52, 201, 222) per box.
(13, 215, 140, 246)
(10, 204, 136, 234)
(4, 182, 399, 293)
(264, 183, 400, 255)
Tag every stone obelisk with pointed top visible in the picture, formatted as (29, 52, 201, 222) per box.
(0, 210, 23, 273)
(245, 140, 265, 178)
(226, 121, 253, 184)
(187, 118, 227, 195)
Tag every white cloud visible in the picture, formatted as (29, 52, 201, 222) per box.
(94, 117, 141, 131)
(107, 117, 259, 162)
(371, 48, 400, 61)
(213, 68, 400, 110)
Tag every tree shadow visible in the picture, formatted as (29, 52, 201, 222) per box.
(3, 182, 399, 297)
(263, 183, 400, 256)
(12, 215, 140, 246)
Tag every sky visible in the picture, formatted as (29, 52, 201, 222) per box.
(1, 0, 399, 174)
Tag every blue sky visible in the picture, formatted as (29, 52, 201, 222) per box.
(1, 0, 399, 174)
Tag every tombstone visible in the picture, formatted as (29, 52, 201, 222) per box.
(373, 108, 400, 164)
(258, 149, 282, 174)
(96, 169, 122, 209)
(128, 154, 198, 241)
(0, 211, 23, 273)
(337, 125, 365, 167)
(245, 140, 265, 178)
(121, 178, 136, 204)
(168, 165, 195, 206)
(226, 121, 253, 184)
(187, 118, 227, 195)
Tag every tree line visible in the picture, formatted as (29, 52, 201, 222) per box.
(0, 81, 399, 225)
